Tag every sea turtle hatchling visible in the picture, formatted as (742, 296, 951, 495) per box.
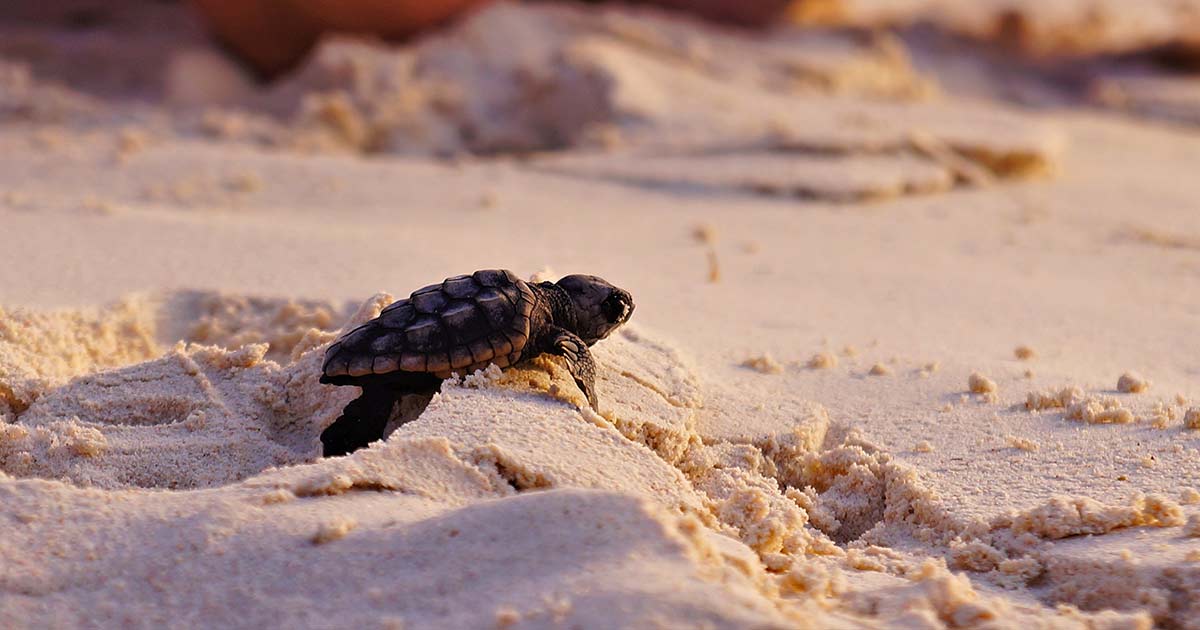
(319, 269, 635, 456)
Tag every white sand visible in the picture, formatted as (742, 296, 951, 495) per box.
(3, 1, 1200, 628)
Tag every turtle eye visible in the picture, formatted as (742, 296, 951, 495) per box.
(601, 293, 628, 324)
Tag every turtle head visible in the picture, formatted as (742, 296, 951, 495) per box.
(555, 274, 634, 345)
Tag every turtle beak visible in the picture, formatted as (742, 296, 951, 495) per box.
(601, 289, 634, 325)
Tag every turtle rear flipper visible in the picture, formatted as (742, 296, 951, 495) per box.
(321, 385, 400, 457)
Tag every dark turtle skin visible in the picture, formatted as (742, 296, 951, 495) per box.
(319, 269, 634, 456)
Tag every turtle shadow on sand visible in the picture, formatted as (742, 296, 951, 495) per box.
(318, 269, 635, 457)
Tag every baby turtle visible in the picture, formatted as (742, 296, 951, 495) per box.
(319, 269, 635, 456)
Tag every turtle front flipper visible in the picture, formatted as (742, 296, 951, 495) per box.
(543, 327, 598, 411)
(321, 385, 399, 457)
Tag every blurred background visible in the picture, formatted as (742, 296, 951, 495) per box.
(2, 0, 1198, 308)
(2, 0, 1198, 157)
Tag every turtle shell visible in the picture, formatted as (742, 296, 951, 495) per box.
(322, 269, 535, 381)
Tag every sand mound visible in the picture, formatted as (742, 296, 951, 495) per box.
(0, 482, 799, 628)
(0, 1, 1065, 206)
(0, 291, 809, 627)
(251, 2, 930, 155)
(248, 1, 1064, 201)
(0, 289, 1180, 627)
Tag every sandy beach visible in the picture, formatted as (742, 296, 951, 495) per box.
(2, 1, 1200, 627)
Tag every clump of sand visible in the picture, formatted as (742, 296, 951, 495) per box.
(1024, 385, 1137, 424)
(868, 362, 892, 376)
(741, 354, 784, 374)
(1185, 408, 1200, 430)
(1117, 371, 1151, 394)
(968, 372, 997, 394)
(1066, 397, 1134, 424)
(1014, 345, 1036, 360)
(1026, 385, 1083, 411)
(807, 351, 838, 369)
(1005, 435, 1039, 452)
